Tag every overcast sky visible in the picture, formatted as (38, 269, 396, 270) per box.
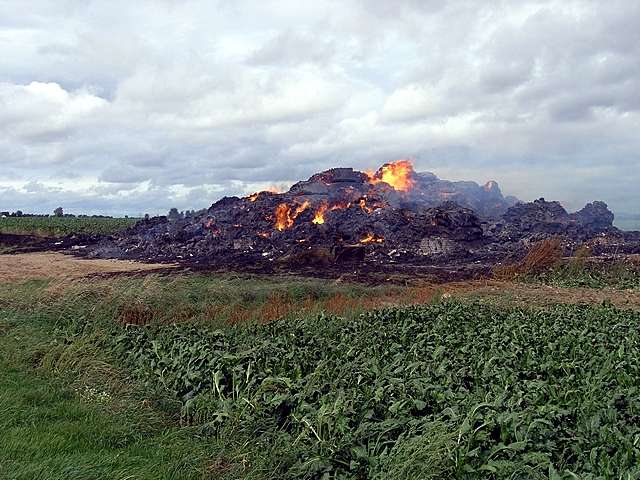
(1, 0, 639, 217)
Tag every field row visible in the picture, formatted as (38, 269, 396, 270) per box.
(0, 216, 137, 237)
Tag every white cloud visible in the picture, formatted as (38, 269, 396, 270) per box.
(0, 82, 107, 141)
(0, 0, 638, 217)
(381, 85, 442, 121)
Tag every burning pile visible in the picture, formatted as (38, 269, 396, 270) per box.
(204, 161, 422, 249)
(86, 160, 626, 275)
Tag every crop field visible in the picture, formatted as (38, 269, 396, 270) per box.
(1, 267, 640, 479)
(0, 216, 137, 237)
(117, 302, 640, 479)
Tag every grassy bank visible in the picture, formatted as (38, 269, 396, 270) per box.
(494, 238, 640, 291)
(533, 259, 640, 290)
(2, 276, 640, 478)
(0, 305, 224, 479)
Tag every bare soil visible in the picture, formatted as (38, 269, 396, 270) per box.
(0, 252, 174, 283)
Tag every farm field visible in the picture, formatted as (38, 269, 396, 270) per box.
(0, 216, 137, 237)
(1, 254, 640, 479)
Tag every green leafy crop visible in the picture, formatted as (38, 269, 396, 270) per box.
(0, 216, 137, 237)
(115, 302, 640, 479)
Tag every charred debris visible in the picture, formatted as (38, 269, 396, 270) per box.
(81, 161, 639, 280)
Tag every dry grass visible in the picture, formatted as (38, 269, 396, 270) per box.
(223, 304, 253, 325)
(117, 303, 155, 326)
(493, 238, 563, 279)
(321, 293, 360, 315)
(0, 252, 173, 283)
(258, 292, 296, 322)
(4, 251, 640, 332)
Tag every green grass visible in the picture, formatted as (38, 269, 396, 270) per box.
(1, 273, 405, 327)
(532, 259, 640, 290)
(3, 276, 640, 478)
(0, 362, 209, 480)
(0, 311, 231, 479)
(0, 216, 137, 237)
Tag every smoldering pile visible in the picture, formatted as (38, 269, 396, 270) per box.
(83, 161, 635, 278)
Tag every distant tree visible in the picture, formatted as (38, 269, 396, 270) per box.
(15, 210, 23, 217)
(144, 214, 150, 221)
(53, 207, 64, 217)
(167, 207, 182, 222)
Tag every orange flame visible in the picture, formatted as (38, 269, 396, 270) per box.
(312, 202, 328, 225)
(257, 231, 271, 238)
(312, 201, 352, 225)
(360, 233, 384, 244)
(274, 200, 310, 231)
(295, 200, 310, 217)
(367, 160, 415, 192)
(330, 201, 352, 211)
(358, 197, 385, 214)
(274, 203, 291, 231)
(247, 185, 282, 202)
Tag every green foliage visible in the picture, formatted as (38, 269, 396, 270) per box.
(534, 260, 640, 290)
(4, 275, 640, 478)
(114, 302, 640, 479)
(0, 216, 137, 237)
(0, 314, 232, 480)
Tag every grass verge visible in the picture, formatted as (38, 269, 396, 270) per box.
(533, 258, 640, 290)
(3, 274, 640, 478)
(0, 309, 227, 479)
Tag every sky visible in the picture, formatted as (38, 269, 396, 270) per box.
(1, 0, 639, 217)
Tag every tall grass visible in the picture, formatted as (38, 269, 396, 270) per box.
(493, 238, 563, 279)
(0, 274, 414, 329)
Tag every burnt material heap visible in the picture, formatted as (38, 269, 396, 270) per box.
(84, 160, 629, 278)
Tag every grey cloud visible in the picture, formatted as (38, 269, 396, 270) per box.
(0, 0, 638, 218)
(99, 166, 153, 184)
(479, 62, 534, 94)
(247, 30, 337, 66)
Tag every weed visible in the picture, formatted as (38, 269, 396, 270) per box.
(494, 238, 563, 279)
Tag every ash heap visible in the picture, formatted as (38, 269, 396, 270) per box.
(88, 161, 638, 279)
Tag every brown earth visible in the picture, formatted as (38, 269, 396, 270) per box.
(0, 252, 175, 283)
